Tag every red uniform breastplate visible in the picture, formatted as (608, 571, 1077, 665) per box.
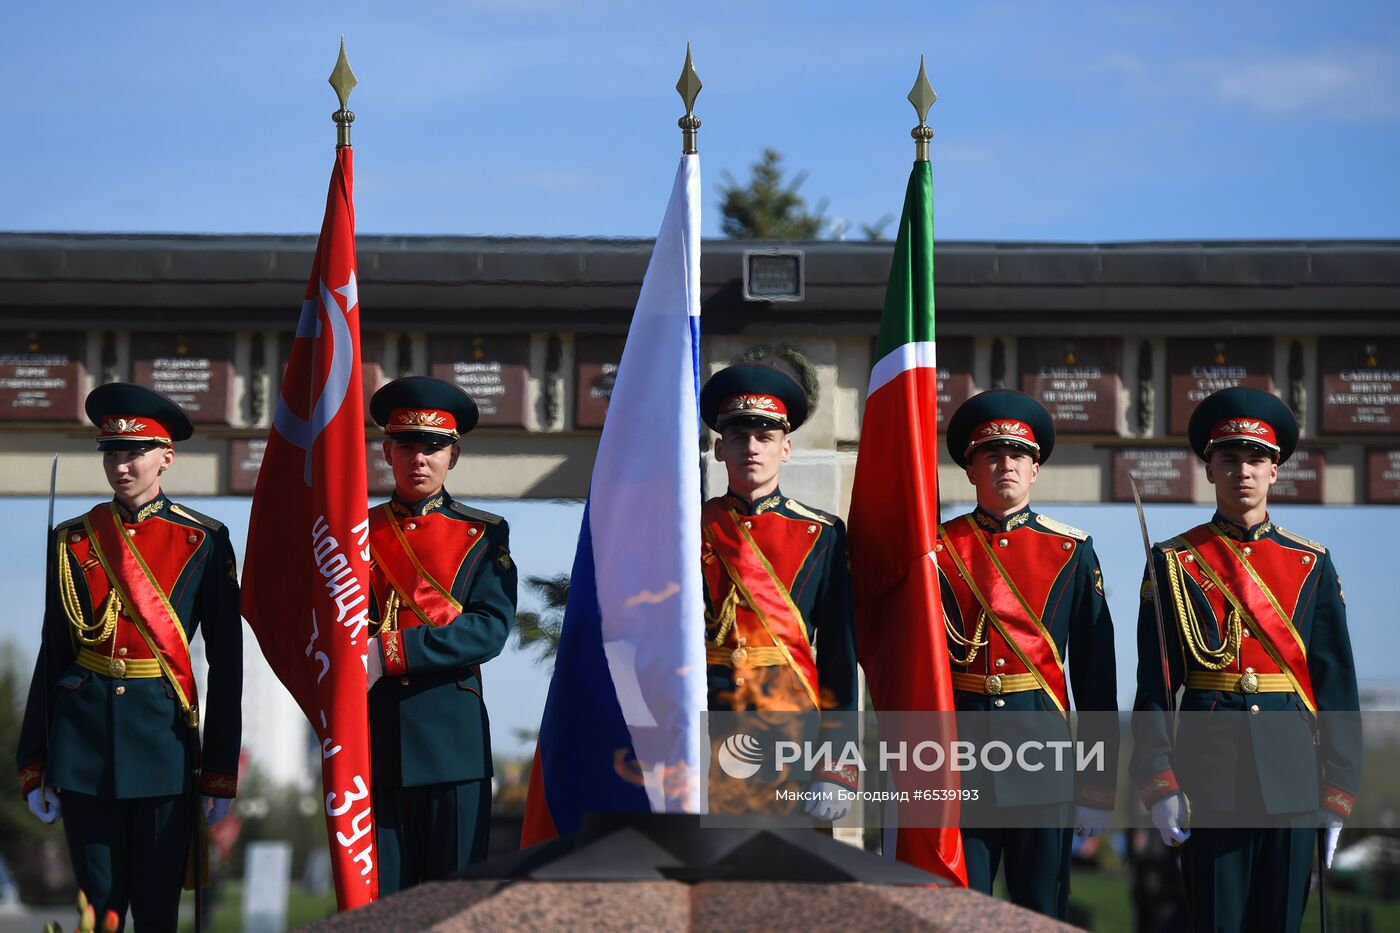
(62, 514, 204, 661)
(938, 517, 1076, 706)
(702, 508, 821, 649)
(368, 508, 485, 631)
(1171, 524, 1317, 688)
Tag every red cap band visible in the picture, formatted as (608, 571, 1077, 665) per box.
(717, 393, 789, 429)
(966, 419, 1040, 459)
(386, 407, 459, 438)
(97, 415, 172, 446)
(1207, 417, 1279, 455)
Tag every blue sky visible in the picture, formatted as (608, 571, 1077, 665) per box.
(3, 1, 1398, 240)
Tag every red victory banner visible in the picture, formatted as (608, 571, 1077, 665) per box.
(242, 133, 377, 905)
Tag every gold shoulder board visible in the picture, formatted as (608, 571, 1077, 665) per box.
(784, 499, 834, 526)
(1035, 514, 1087, 541)
(170, 504, 224, 532)
(1276, 526, 1326, 553)
(449, 501, 504, 525)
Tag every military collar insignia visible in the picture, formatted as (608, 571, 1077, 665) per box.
(973, 506, 1032, 533)
(117, 495, 167, 524)
(391, 491, 449, 518)
(753, 494, 783, 515)
(1211, 513, 1273, 542)
(723, 489, 782, 516)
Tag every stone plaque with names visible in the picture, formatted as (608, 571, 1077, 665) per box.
(361, 333, 386, 424)
(1019, 338, 1121, 433)
(228, 438, 269, 495)
(366, 441, 395, 496)
(576, 336, 626, 429)
(1366, 449, 1400, 504)
(130, 333, 234, 424)
(1112, 447, 1195, 502)
(1168, 339, 1275, 435)
(430, 336, 529, 428)
(0, 331, 85, 421)
(936, 337, 975, 428)
(1320, 338, 1400, 435)
(1271, 448, 1324, 503)
(280, 332, 384, 425)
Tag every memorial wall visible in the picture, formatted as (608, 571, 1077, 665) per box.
(1, 235, 1396, 505)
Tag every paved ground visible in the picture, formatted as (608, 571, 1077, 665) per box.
(0, 903, 56, 932)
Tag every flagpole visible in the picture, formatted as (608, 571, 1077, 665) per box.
(909, 55, 936, 163)
(330, 37, 357, 149)
(677, 43, 701, 155)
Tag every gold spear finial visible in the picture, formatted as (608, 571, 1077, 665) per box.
(908, 55, 937, 162)
(329, 37, 358, 148)
(676, 43, 702, 155)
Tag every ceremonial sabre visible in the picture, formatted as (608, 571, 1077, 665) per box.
(42, 456, 58, 755)
(47, 455, 58, 538)
(1128, 474, 1175, 715)
(1319, 826, 1330, 933)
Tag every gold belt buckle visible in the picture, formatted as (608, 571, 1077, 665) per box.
(731, 647, 749, 666)
(109, 658, 127, 679)
(985, 674, 1003, 695)
(1238, 671, 1259, 694)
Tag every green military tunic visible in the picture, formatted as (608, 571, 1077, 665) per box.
(1131, 513, 1360, 933)
(938, 505, 1118, 918)
(16, 493, 242, 933)
(368, 490, 516, 893)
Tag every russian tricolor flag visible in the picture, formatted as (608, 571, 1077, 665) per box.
(521, 153, 705, 843)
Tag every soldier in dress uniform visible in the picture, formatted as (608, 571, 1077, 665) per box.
(1131, 386, 1359, 932)
(938, 390, 1119, 919)
(363, 376, 516, 893)
(16, 383, 242, 933)
(699, 363, 859, 817)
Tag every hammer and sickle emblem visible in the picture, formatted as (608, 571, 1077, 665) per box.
(272, 274, 358, 485)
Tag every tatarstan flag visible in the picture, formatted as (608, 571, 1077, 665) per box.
(848, 158, 966, 886)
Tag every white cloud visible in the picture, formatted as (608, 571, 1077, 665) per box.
(1092, 44, 1400, 123)
(1192, 50, 1398, 121)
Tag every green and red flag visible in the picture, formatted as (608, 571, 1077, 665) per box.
(848, 159, 966, 885)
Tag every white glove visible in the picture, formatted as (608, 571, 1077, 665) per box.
(366, 637, 384, 691)
(1074, 806, 1112, 838)
(1320, 811, 1344, 870)
(203, 795, 233, 825)
(27, 786, 61, 824)
(1150, 793, 1191, 847)
(803, 780, 851, 822)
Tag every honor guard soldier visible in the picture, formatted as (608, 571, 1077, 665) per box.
(16, 384, 242, 933)
(939, 390, 1119, 919)
(1131, 387, 1359, 932)
(699, 363, 859, 817)
(364, 376, 516, 893)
